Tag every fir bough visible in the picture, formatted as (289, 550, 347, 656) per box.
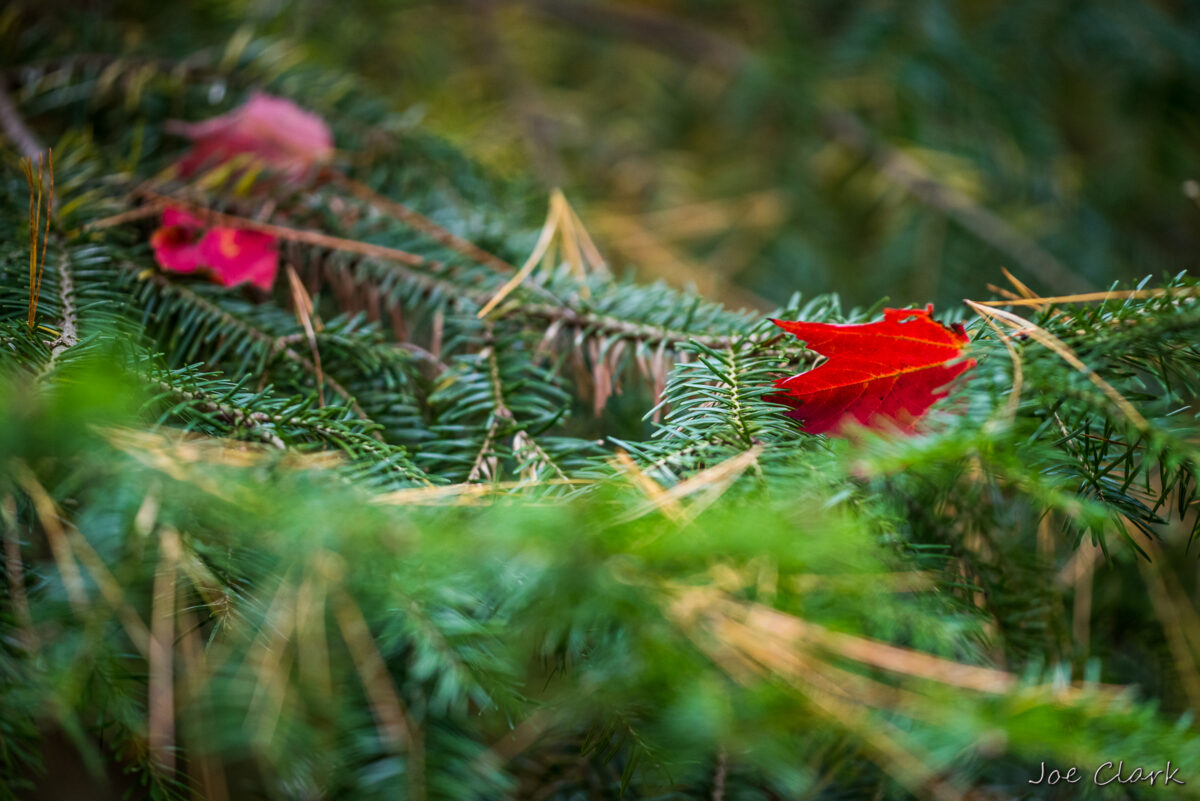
(2, 11, 1200, 801)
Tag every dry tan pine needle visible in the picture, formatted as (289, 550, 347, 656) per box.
(976, 313, 1024, 424)
(333, 588, 426, 801)
(979, 286, 1200, 307)
(16, 464, 89, 614)
(370, 478, 587, 507)
(965, 300, 1147, 430)
(613, 450, 685, 522)
(1, 495, 40, 654)
(21, 149, 52, 328)
(287, 265, 325, 404)
(669, 591, 967, 801)
(1001, 266, 1040, 300)
(622, 445, 763, 525)
(148, 526, 181, 774)
(477, 190, 564, 318)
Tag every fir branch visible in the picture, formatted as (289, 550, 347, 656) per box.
(138, 272, 374, 423)
(326, 169, 517, 276)
(143, 365, 431, 487)
(47, 247, 76, 355)
(147, 373, 287, 449)
(514, 302, 756, 352)
(137, 191, 458, 274)
(33, 245, 77, 380)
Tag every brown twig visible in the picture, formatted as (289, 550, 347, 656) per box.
(134, 190, 450, 271)
(711, 747, 727, 801)
(83, 199, 169, 231)
(515, 302, 759, 351)
(515, 0, 747, 73)
(326, 169, 516, 275)
(148, 527, 181, 775)
(1, 495, 40, 654)
(333, 588, 426, 801)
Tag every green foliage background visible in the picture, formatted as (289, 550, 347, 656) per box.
(144, 0, 1200, 308)
(2, 3, 1200, 800)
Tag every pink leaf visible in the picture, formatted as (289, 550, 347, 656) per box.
(150, 210, 206, 274)
(161, 208, 207, 231)
(150, 208, 280, 291)
(197, 227, 280, 291)
(168, 92, 334, 178)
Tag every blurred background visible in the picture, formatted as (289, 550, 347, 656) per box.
(26, 0, 1200, 309)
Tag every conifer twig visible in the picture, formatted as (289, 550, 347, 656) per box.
(134, 191, 454, 272)
(515, 303, 755, 351)
(141, 272, 374, 426)
(36, 246, 78, 381)
(965, 300, 1148, 430)
(149, 377, 287, 450)
(326, 169, 516, 275)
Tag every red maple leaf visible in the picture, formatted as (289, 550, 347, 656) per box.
(769, 305, 974, 435)
(150, 208, 280, 291)
(167, 92, 334, 179)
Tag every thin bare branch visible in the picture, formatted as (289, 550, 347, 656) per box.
(823, 111, 1086, 294)
(516, 0, 747, 73)
(327, 169, 516, 275)
(148, 526, 181, 775)
(0, 82, 43, 159)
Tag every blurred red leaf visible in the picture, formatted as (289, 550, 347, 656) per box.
(198, 227, 279, 291)
(167, 92, 333, 178)
(770, 305, 974, 435)
(149, 208, 207, 274)
(150, 208, 279, 291)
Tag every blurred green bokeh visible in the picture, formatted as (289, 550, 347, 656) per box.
(68, 0, 1199, 310)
